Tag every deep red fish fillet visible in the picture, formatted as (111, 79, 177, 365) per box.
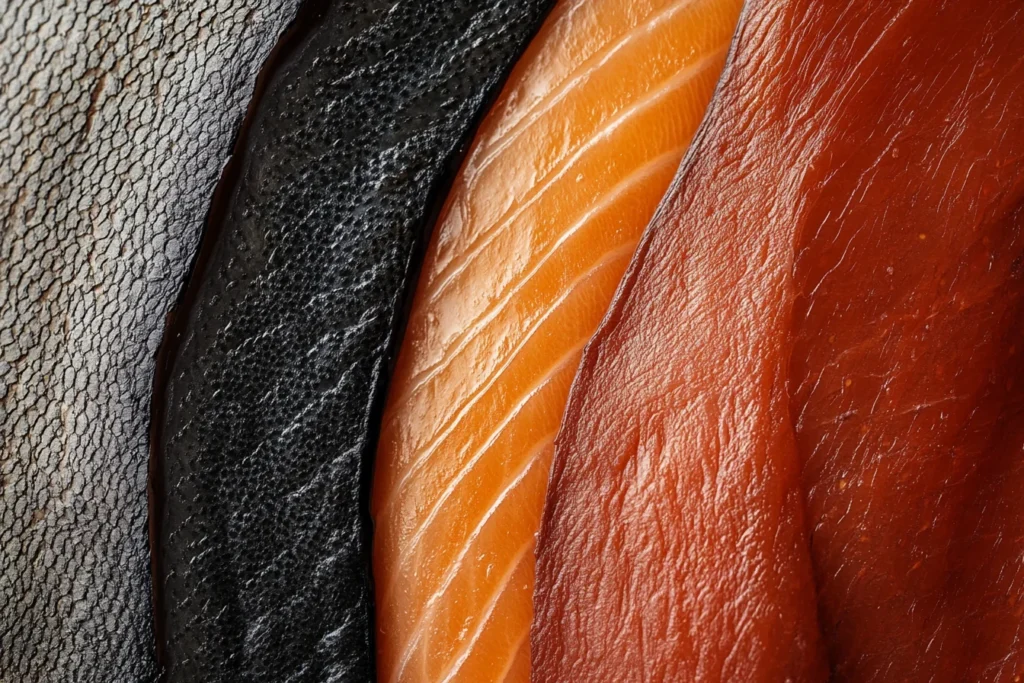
(533, 1, 1024, 681)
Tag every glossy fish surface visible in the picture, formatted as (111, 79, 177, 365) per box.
(370, 0, 741, 681)
(533, 0, 1024, 681)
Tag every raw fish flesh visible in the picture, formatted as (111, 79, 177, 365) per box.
(533, 0, 1024, 681)
(371, 0, 741, 680)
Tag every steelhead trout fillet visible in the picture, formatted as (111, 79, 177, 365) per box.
(0, 2, 299, 679)
(370, 0, 741, 681)
(533, 1, 1024, 681)
(154, 0, 554, 680)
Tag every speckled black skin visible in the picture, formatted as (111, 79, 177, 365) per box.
(153, 1, 553, 681)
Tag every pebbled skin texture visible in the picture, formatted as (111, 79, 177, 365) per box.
(533, 0, 1024, 681)
(0, 1, 298, 681)
(154, 1, 553, 681)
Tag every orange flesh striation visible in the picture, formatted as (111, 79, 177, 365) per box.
(370, 0, 742, 681)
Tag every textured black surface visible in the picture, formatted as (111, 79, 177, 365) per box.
(154, 0, 554, 680)
(0, 2, 299, 681)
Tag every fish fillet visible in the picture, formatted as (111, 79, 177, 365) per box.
(370, 0, 741, 681)
(533, 0, 1024, 681)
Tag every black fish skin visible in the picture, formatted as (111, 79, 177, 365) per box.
(154, 1, 554, 681)
(0, 2, 299, 681)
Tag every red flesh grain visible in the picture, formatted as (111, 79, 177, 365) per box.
(532, 1, 1024, 681)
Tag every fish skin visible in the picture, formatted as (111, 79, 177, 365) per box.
(153, 1, 554, 681)
(0, 1, 299, 681)
(533, 0, 1024, 681)
(370, 0, 741, 681)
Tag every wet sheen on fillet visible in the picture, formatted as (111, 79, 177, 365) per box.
(371, 0, 742, 680)
(533, 0, 1024, 681)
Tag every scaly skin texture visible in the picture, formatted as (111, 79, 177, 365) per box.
(371, 0, 741, 681)
(155, 1, 554, 680)
(0, 2, 298, 681)
(533, 0, 1024, 681)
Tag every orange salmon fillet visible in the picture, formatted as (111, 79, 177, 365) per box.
(370, 0, 742, 680)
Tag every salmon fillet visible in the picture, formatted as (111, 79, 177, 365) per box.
(533, 0, 1024, 681)
(370, 0, 742, 681)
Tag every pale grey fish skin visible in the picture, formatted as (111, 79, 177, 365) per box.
(0, 1, 300, 680)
